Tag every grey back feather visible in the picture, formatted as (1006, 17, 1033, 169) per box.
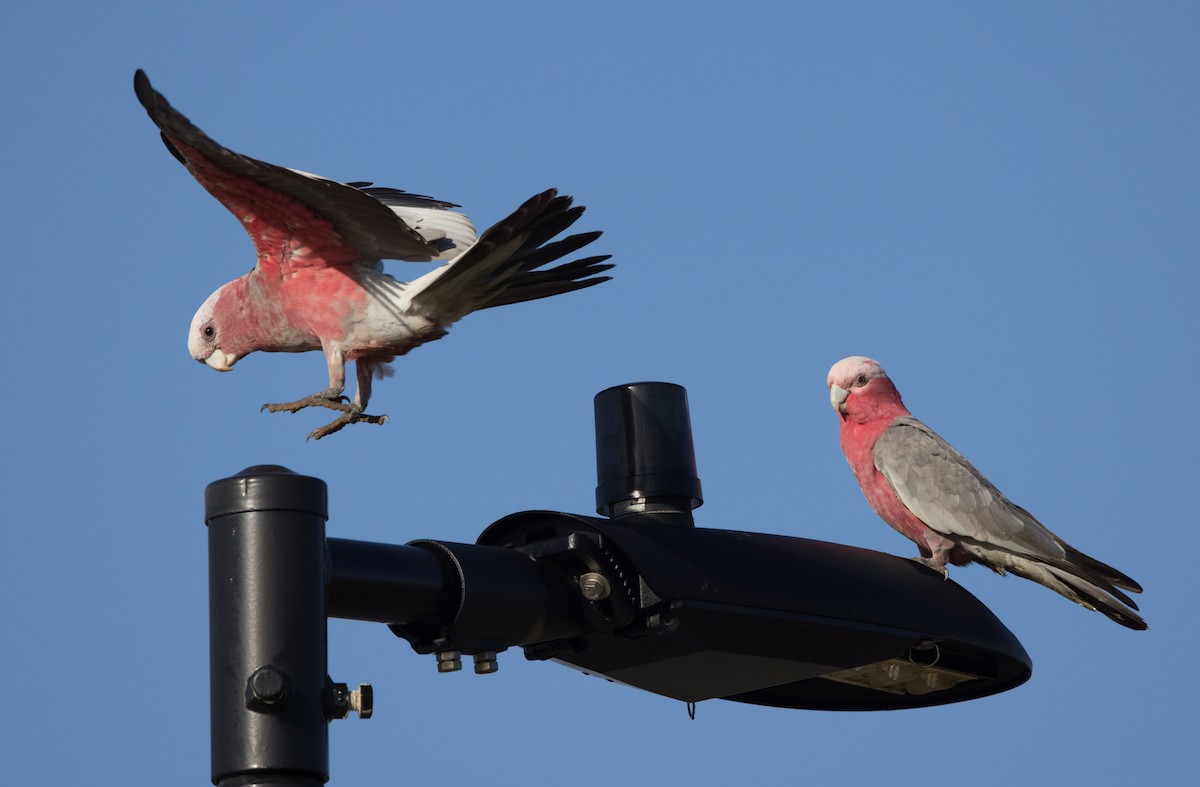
(873, 417, 1067, 560)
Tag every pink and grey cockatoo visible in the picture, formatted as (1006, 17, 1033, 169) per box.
(134, 70, 612, 439)
(827, 356, 1145, 630)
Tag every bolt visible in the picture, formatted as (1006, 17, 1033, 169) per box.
(436, 650, 462, 673)
(349, 684, 373, 719)
(248, 666, 287, 705)
(473, 652, 499, 674)
(579, 572, 612, 601)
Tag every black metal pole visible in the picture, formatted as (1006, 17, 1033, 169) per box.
(206, 466, 330, 787)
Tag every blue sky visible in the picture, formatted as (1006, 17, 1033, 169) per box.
(3, 2, 1196, 784)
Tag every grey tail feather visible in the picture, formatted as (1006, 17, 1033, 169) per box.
(1039, 547, 1143, 611)
(1063, 544, 1143, 594)
(1044, 566, 1148, 631)
(966, 542, 1146, 630)
(480, 255, 614, 309)
(1008, 502, 1143, 597)
(425, 188, 610, 312)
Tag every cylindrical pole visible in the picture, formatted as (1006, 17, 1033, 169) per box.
(205, 466, 330, 787)
(594, 382, 703, 518)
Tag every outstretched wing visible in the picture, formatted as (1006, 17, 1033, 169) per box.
(133, 70, 474, 275)
(873, 416, 1067, 561)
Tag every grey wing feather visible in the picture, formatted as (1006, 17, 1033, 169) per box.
(355, 186, 478, 260)
(873, 417, 1067, 560)
(875, 416, 1145, 630)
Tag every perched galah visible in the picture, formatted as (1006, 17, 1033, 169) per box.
(134, 70, 612, 439)
(827, 356, 1145, 630)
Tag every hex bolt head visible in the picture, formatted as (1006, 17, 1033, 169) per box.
(246, 665, 289, 711)
(579, 572, 612, 601)
(473, 652, 499, 674)
(436, 651, 462, 673)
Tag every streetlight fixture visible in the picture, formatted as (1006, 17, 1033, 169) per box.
(204, 382, 1031, 786)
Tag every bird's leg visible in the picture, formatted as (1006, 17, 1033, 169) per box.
(910, 533, 956, 580)
(262, 347, 355, 416)
(301, 359, 389, 441)
(349, 361, 388, 425)
(912, 556, 950, 579)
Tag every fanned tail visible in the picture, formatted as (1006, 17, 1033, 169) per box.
(407, 188, 612, 321)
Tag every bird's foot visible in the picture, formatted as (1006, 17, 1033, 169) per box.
(261, 394, 388, 440)
(912, 557, 950, 580)
(262, 393, 354, 415)
(306, 408, 389, 441)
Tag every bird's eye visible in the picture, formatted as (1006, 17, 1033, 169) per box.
(854, 373, 869, 387)
(203, 324, 216, 340)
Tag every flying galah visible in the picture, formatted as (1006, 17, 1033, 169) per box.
(827, 356, 1145, 630)
(134, 70, 612, 439)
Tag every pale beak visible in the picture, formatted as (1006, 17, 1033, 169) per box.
(204, 349, 238, 372)
(830, 384, 849, 414)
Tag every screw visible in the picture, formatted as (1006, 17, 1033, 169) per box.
(349, 684, 373, 719)
(473, 652, 499, 674)
(579, 572, 612, 601)
(324, 681, 372, 720)
(436, 651, 462, 673)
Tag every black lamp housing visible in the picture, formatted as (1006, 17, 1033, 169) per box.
(477, 382, 1031, 710)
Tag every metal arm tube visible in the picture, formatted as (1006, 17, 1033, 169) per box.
(327, 537, 589, 651)
(326, 538, 450, 624)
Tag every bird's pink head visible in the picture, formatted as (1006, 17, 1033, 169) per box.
(827, 356, 908, 424)
(188, 283, 242, 372)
